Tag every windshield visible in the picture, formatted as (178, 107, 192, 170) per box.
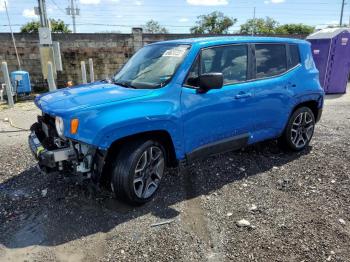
(112, 44, 190, 89)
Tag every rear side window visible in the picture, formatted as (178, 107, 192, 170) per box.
(288, 44, 301, 69)
(255, 44, 287, 78)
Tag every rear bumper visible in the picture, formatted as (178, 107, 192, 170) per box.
(28, 131, 76, 169)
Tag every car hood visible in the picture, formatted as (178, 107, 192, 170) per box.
(35, 82, 154, 115)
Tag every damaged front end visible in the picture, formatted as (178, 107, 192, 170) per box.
(28, 113, 106, 181)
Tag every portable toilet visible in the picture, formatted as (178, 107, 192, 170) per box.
(307, 28, 350, 94)
(10, 71, 32, 95)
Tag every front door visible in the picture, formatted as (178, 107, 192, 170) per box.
(181, 44, 255, 158)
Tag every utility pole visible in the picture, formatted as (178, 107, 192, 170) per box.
(252, 7, 256, 36)
(71, 0, 76, 33)
(66, 0, 80, 33)
(38, 0, 49, 27)
(37, 0, 57, 89)
(340, 0, 345, 26)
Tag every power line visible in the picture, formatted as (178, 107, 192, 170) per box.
(4, 2, 346, 11)
(7, 10, 347, 18)
(48, 0, 67, 15)
(74, 23, 197, 28)
(57, 1, 350, 7)
(0, 2, 338, 9)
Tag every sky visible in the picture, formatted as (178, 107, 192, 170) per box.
(0, 0, 348, 33)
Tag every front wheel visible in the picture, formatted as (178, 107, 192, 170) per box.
(110, 139, 166, 205)
(279, 107, 315, 151)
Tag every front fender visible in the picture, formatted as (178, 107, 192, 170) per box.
(65, 96, 184, 159)
(97, 118, 182, 153)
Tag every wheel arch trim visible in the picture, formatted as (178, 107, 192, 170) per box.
(105, 129, 179, 168)
(280, 94, 323, 136)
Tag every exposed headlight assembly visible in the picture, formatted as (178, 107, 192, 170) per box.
(55, 116, 65, 137)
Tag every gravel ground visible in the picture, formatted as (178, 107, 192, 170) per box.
(0, 92, 349, 262)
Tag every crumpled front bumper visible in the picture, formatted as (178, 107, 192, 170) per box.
(28, 131, 76, 169)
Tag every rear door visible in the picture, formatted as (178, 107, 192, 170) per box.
(181, 44, 255, 158)
(250, 43, 295, 142)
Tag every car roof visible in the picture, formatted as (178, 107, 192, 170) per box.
(150, 36, 307, 48)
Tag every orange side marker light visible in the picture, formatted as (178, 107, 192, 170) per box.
(70, 118, 79, 134)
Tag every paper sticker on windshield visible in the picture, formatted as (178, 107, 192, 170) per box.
(163, 47, 187, 57)
(341, 37, 348, 45)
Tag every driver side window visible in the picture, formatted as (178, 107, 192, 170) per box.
(185, 44, 248, 88)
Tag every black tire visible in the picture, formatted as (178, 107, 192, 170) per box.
(279, 107, 315, 151)
(110, 139, 166, 205)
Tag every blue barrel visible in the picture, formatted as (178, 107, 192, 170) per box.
(10, 71, 32, 94)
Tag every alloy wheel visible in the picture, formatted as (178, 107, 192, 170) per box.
(290, 111, 314, 149)
(133, 146, 165, 199)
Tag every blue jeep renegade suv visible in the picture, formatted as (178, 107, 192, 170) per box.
(29, 37, 324, 204)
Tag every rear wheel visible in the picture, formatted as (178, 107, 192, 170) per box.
(279, 107, 315, 151)
(110, 139, 166, 205)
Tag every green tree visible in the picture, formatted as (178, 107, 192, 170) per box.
(240, 17, 314, 35)
(275, 24, 315, 35)
(190, 11, 237, 34)
(240, 17, 279, 35)
(143, 20, 168, 33)
(20, 19, 71, 33)
(20, 21, 40, 33)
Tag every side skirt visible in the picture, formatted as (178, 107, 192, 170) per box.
(185, 133, 249, 163)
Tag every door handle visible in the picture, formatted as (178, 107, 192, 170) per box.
(235, 92, 252, 99)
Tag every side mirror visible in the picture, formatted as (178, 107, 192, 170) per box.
(198, 73, 223, 93)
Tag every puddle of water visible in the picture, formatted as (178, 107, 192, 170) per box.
(0, 187, 31, 200)
(6, 211, 47, 248)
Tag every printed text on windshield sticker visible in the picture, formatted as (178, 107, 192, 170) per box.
(163, 48, 187, 57)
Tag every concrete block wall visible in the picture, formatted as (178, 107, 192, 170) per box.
(55, 33, 133, 87)
(0, 32, 133, 90)
(0, 29, 306, 91)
